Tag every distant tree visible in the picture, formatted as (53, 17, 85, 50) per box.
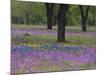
(53, 15, 57, 26)
(45, 3, 54, 29)
(52, 4, 59, 26)
(88, 6, 96, 26)
(79, 5, 89, 31)
(57, 4, 69, 42)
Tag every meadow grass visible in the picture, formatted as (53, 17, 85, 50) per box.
(12, 34, 95, 47)
(12, 24, 96, 32)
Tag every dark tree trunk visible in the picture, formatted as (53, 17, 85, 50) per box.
(57, 4, 69, 42)
(53, 15, 57, 26)
(24, 12, 29, 25)
(45, 3, 54, 29)
(25, 13, 29, 25)
(17, 17, 21, 24)
(79, 5, 89, 32)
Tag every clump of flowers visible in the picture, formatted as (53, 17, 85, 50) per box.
(11, 44, 96, 74)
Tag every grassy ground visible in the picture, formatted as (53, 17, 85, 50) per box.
(12, 24, 96, 32)
(12, 35, 95, 47)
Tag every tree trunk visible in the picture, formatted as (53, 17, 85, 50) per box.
(24, 13, 29, 25)
(57, 4, 69, 42)
(82, 17, 87, 31)
(79, 5, 89, 32)
(45, 3, 54, 29)
(53, 15, 57, 26)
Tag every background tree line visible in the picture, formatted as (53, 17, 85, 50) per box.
(11, 0, 96, 27)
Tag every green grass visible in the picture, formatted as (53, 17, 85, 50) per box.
(12, 24, 96, 32)
(65, 35, 96, 46)
(12, 34, 96, 47)
(79, 63, 96, 70)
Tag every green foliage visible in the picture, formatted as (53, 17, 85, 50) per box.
(11, 0, 96, 26)
(67, 5, 81, 26)
(11, 0, 46, 25)
(88, 6, 96, 26)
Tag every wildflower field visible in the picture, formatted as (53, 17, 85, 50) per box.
(11, 25, 96, 74)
